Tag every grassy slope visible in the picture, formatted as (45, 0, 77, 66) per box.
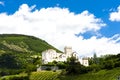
(0, 34, 61, 73)
(30, 67, 120, 80)
(0, 34, 61, 54)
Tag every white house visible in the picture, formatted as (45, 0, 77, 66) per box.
(42, 46, 89, 66)
(82, 57, 89, 66)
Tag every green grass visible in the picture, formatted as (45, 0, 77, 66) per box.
(30, 67, 120, 80)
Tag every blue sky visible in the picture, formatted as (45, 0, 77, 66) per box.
(0, 0, 120, 56)
(0, 0, 120, 38)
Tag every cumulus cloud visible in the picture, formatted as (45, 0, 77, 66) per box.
(0, 4, 120, 57)
(109, 6, 120, 21)
(76, 34, 120, 57)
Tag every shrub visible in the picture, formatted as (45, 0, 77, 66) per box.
(103, 60, 114, 70)
(115, 61, 120, 68)
(46, 67, 51, 71)
(66, 56, 82, 75)
(0, 74, 29, 80)
(88, 64, 101, 72)
(79, 66, 89, 74)
(0, 69, 24, 76)
(57, 62, 66, 69)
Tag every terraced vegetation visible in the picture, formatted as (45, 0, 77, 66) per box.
(59, 67, 120, 80)
(29, 67, 120, 80)
(30, 71, 61, 80)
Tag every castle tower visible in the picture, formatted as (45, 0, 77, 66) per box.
(64, 46, 72, 57)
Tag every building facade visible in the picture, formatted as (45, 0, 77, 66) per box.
(42, 46, 89, 66)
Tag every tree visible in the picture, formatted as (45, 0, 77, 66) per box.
(0, 53, 20, 69)
(66, 56, 81, 75)
(57, 62, 66, 69)
(103, 60, 114, 70)
(89, 53, 99, 65)
(93, 53, 99, 64)
(32, 56, 42, 67)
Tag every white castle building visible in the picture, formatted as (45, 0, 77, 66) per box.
(42, 46, 89, 66)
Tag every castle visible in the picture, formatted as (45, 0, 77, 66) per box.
(42, 46, 89, 66)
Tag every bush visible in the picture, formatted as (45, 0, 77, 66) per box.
(0, 73, 29, 80)
(57, 62, 66, 69)
(0, 69, 24, 76)
(114, 61, 120, 67)
(79, 66, 89, 74)
(88, 64, 101, 72)
(42, 62, 54, 66)
(103, 60, 114, 70)
(46, 67, 51, 71)
(65, 56, 82, 75)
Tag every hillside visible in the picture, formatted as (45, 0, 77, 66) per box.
(1, 67, 120, 80)
(29, 67, 120, 80)
(0, 34, 61, 54)
(59, 68, 120, 80)
(0, 34, 61, 76)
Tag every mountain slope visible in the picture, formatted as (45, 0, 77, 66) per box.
(0, 34, 61, 54)
(0, 34, 61, 75)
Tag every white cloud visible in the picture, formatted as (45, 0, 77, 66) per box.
(0, 1, 4, 6)
(109, 6, 120, 21)
(76, 35, 120, 57)
(0, 4, 120, 57)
